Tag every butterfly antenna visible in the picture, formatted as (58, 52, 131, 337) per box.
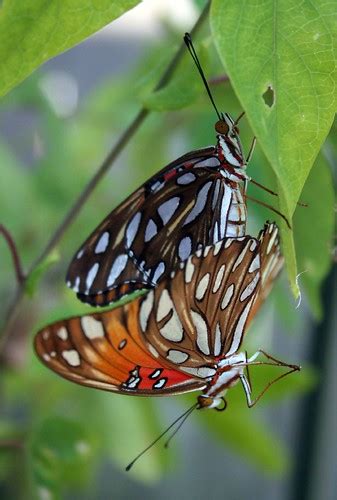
(184, 33, 222, 121)
(164, 403, 197, 449)
(125, 402, 198, 471)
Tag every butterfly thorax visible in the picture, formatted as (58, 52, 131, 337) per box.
(197, 353, 246, 410)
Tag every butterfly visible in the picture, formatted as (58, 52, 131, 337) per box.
(36, 222, 299, 411)
(65, 33, 259, 308)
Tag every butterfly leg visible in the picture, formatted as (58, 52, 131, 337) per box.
(239, 349, 301, 408)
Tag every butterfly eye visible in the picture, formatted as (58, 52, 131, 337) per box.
(215, 120, 229, 135)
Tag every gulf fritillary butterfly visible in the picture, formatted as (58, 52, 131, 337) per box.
(65, 35, 256, 308)
(36, 222, 299, 410)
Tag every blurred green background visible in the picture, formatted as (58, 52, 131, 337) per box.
(0, 1, 336, 499)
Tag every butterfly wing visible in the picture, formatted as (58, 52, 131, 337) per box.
(246, 221, 283, 325)
(139, 222, 281, 377)
(138, 233, 262, 378)
(66, 147, 247, 306)
(34, 298, 206, 396)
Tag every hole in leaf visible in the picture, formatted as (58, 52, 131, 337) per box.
(262, 86, 275, 107)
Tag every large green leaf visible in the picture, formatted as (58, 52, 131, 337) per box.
(211, 0, 337, 296)
(0, 0, 140, 99)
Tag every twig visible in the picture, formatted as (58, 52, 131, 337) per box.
(0, 224, 26, 284)
(0, 2, 211, 353)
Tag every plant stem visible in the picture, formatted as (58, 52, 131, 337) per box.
(0, 225, 26, 284)
(0, 1, 211, 353)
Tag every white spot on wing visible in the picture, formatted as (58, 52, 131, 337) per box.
(145, 219, 157, 242)
(157, 197, 180, 225)
(185, 259, 195, 283)
(86, 263, 99, 293)
(220, 184, 232, 238)
(266, 227, 278, 254)
(126, 212, 141, 248)
(178, 236, 192, 260)
(57, 327, 68, 341)
(221, 284, 235, 310)
(95, 232, 109, 254)
(183, 182, 212, 226)
(166, 349, 189, 364)
(156, 289, 174, 322)
(81, 316, 105, 339)
(77, 249, 84, 259)
(152, 262, 165, 283)
(213, 264, 226, 293)
(182, 366, 216, 378)
(177, 172, 196, 185)
(214, 323, 222, 356)
(191, 311, 210, 355)
(107, 254, 128, 287)
(232, 241, 251, 271)
(248, 254, 260, 273)
(196, 273, 210, 301)
(226, 298, 254, 356)
(140, 291, 154, 332)
(250, 240, 257, 251)
(194, 157, 220, 168)
(153, 378, 167, 389)
(240, 272, 260, 302)
(73, 276, 80, 293)
(62, 349, 80, 367)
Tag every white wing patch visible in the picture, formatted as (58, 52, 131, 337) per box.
(195, 273, 210, 301)
(191, 311, 210, 355)
(221, 284, 235, 310)
(81, 316, 105, 339)
(62, 349, 80, 367)
(107, 254, 128, 287)
(95, 232, 110, 254)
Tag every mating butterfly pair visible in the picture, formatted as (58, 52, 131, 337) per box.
(36, 222, 298, 410)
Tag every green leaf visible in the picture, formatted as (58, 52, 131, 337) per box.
(197, 407, 288, 474)
(294, 155, 335, 318)
(25, 250, 60, 297)
(0, 0, 141, 99)
(211, 0, 337, 296)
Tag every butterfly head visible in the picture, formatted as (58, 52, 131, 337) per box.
(197, 394, 227, 411)
(215, 112, 247, 173)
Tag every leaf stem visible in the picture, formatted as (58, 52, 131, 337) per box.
(0, 1, 211, 354)
(0, 224, 26, 284)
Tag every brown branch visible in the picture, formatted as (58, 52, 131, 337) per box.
(0, 224, 26, 284)
(0, 1, 211, 353)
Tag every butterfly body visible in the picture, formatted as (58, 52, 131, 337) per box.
(66, 114, 251, 307)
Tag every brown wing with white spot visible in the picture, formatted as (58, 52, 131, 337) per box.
(139, 233, 264, 378)
(246, 221, 284, 326)
(34, 299, 206, 396)
(66, 147, 247, 307)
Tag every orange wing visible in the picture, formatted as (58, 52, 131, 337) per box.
(34, 299, 206, 396)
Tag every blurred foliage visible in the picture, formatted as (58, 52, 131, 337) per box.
(0, 0, 141, 99)
(0, 4, 335, 500)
